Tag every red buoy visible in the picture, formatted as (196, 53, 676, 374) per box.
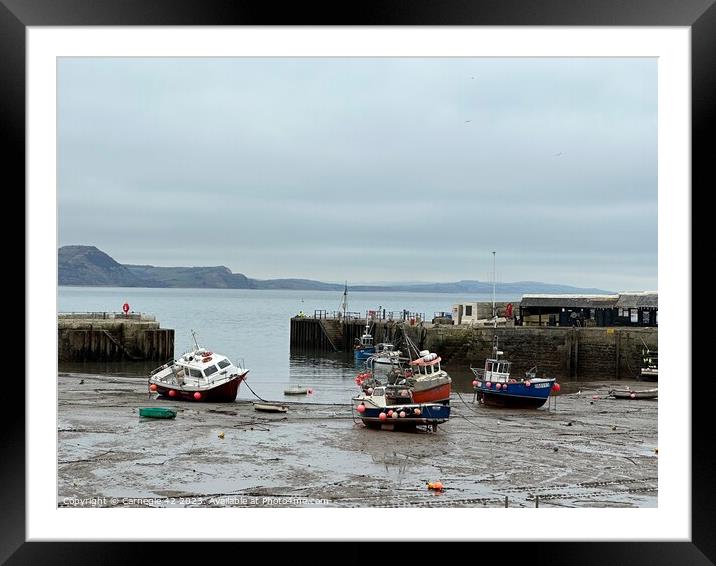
(525, 380, 531, 387)
(193, 391, 202, 400)
(414, 408, 421, 416)
(387, 410, 394, 417)
(486, 382, 492, 388)
(379, 412, 387, 421)
(552, 383, 561, 393)
(149, 384, 158, 392)
(496, 383, 502, 390)
(472, 380, 478, 387)
(168, 389, 176, 397)
(356, 404, 366, 413)
(399, 411, 406, 418)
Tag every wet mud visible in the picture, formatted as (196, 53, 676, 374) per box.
(58, 373, 657, 508)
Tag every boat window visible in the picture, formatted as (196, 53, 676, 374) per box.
(189, 369, 202, 378)
(217, 359, 231, 369)
(204, 365, 218, 377)
(373, 388, 385, 397)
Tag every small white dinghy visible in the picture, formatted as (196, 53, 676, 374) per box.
(609, 388, 658, 400)
(254, 402, 289, 413)
(284, 385, 309, 395)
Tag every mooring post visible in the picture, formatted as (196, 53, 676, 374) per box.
(504, 496, 508, 508)
(535, 495, 539, 508)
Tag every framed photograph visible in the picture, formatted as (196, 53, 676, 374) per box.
(9, 0, 709, 562)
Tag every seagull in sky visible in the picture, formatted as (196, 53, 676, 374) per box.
(465, 120, 472, 123)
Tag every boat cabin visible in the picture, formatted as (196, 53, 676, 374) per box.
(375, 343, 395, 354)
(359, 333, 374, 348)
(483, 358, 511, 383)
(409, 352, 443, 376)
(172, 351, 235, 386)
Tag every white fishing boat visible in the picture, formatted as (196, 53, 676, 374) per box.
(369, 343, 404, 366)
(149, 331, 248, 402)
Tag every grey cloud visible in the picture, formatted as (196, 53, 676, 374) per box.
(59, 57, 657, 290)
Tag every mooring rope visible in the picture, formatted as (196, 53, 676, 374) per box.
(241, 379, 269, 403)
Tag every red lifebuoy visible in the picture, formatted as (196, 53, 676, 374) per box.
(202, 356, 212, 363)
(122, 302, 130, 314)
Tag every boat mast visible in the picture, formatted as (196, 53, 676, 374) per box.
(492, 251, 498, 358)
(492, 251, 497, 329)
(191, 329, 200, 351)
(343, 281, 348, 319)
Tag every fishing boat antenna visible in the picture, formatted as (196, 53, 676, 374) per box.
(492, 251, 497, 329)
(191, 329, 200, 351)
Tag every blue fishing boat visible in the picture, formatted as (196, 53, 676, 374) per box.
(470, 339, 557, 409)
(354, 320, 376, 362)
(469, 252, 558, 409)
(352, 385, 450, 431)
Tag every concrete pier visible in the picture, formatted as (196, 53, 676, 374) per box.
(289, 317, 657, 381)
(58, 312, 174, 362)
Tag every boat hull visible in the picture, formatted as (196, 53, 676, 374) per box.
(638, 369, 658, 382)
(358, 403, 450, 429)
(354, 347, 376, 361)
(474, 379, 555, 409)
(411, 383, 451, 404)
(153, 372, 247, 403)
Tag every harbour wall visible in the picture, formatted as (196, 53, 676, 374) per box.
(290, 318, 657, 381)
(58, 313, 174, 362)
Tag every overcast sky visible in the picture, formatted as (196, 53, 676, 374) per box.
(58, 57, 657, 290)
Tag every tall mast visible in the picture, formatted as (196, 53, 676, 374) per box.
(492, 251, 497, 329)
(340, 280, 348, 319)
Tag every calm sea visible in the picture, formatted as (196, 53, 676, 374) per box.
(58, 287, 520, 404)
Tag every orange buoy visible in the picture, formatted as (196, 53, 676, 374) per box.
(149, 384, 158, 392)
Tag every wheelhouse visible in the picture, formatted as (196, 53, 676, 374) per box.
(483, 358, 511, 383)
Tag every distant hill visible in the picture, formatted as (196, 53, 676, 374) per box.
(125, 264, 253, 289)
(251, 278, 342, 291)
(59, 246, 148, 287)
(58, 246, 613, 294)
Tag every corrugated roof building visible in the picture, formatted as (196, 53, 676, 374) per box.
(518, 292, 657, 327)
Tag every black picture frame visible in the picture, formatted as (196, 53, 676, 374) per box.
(7, 0, 710, 562)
